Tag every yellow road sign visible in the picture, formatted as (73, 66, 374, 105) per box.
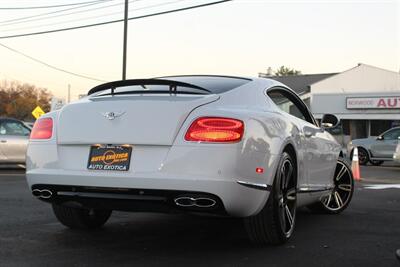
(32, 106, 45, 119)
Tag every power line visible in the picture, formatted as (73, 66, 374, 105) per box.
(0, 42, 107, 82)
(1, 0, 186, 33)
(0, 0, 233, 39)
(0, 0, 116, 26)
(0, 0, 111, 10)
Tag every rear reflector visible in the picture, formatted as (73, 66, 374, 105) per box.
(30, 118, 53, 139)
(185, 117, 244, 143)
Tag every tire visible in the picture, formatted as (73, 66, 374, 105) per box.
(370, 160, 384, 166)
(308, 158, 354, 214)
(356, 147, 369, 166)
(244, 151, 297, 245)
(52, 204, 112, 229)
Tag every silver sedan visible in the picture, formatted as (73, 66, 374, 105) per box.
(394, 141, 400, 163)
(348, 127, 400, 165)
(0, 118, 31, 165)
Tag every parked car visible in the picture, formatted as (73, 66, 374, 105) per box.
(26, 76, 354, 245)
(393, 141, 400, 163)
(0, 118, 31, 165)
(348, 127, 400, 165)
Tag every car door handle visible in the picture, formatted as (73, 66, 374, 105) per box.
(304, 131, 313, 138)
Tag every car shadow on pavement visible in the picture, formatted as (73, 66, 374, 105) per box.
(33, 210, 350, 266)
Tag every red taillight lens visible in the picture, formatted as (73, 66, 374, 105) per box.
(185, 117, 244, 143)
(30, 118, 53, 139)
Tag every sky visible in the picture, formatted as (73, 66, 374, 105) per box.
(0, 0, 399, 100)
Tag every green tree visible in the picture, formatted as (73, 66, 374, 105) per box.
(274, 66, 302, 76)
(0, 80, 52, 121)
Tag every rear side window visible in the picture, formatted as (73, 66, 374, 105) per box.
(267, 88, 316, 126)
(268, 91, 306, 121)
(0, 121, 31, 136)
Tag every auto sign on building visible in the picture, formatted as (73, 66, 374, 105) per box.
(268, 64, 400, 146)
(346, 97, 400, 109)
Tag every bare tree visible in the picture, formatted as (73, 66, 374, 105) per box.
(0, 80, 52, 121)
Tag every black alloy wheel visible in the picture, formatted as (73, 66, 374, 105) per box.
(318, 159, 354, 214)
(244, 151, 297, 245)
(277, 157, 297, 237)
(357, 148, 369, 166)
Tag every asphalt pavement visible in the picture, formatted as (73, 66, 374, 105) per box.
(0, 164, 399, 267)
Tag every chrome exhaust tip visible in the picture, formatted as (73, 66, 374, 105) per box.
(194, 198, 216, 208)
(32, 189, 42, 198)
(41, 189, 52, 199)
(174, 196, 216, 208)
(32, 189, 53, 199)
(174, 197, 195, 207)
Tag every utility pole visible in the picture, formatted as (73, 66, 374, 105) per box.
(122, 0, 129, 80)
(67, 84, 71, 103)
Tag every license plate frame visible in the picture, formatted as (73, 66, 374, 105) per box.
(87, 145, 132, 171)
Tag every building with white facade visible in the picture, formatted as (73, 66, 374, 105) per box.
(269, 64, 400, 144)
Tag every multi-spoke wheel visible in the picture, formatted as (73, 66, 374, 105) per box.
(244, 151, 297, 245)
(309, 158, 354, 214)
(355, 147, 369, 165)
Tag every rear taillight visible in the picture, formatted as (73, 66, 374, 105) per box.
(30, 118, 53, 139)
(185, 117, 244, 143)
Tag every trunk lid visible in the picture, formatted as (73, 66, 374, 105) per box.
(57, 94, 219, 145)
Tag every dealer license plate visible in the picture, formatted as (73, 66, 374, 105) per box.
(87, 145, 132, 171)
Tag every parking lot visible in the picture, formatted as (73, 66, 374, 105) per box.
(0, 164, 399, 267)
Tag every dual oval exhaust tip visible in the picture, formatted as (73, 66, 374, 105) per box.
(32, 189, 52, 199)
(174, 196, 216, 208)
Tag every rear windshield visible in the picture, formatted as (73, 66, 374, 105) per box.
(160, 76, 251, 94)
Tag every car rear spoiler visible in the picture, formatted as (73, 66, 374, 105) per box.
(87, 79, 211, 96)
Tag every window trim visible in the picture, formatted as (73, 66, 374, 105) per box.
(265, 86, 318, 127)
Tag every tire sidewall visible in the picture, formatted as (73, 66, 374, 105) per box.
(271, 152, 297, 240)
(357, 148, 369, 165)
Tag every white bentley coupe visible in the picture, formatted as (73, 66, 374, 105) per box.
(26, 75, 354, 245)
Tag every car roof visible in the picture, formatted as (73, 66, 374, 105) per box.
(0, 117, 23, 122)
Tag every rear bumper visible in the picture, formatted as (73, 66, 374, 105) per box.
(27, 135, 280, 217)
(27, 169, 271, 217)
(31, 184, 227, 215)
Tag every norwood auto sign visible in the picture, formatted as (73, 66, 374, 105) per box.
(346, 97, 400, 109)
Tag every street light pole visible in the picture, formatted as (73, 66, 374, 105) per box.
(67, 84, 71, 103)
(122, 0, 129, 80)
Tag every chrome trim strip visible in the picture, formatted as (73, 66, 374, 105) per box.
(298, 186, 334, 193)
(237, 181, 272, 191)
(57, 191, 166, 201)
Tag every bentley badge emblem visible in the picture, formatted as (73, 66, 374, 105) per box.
(101, 111, 126, 120)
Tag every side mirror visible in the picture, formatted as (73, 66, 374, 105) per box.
(377, 136, 384, 141)
(321, 114, 339, 129)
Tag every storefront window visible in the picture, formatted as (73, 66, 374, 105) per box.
(341, 120, 350, 135)
(350, 120, 368, 139)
